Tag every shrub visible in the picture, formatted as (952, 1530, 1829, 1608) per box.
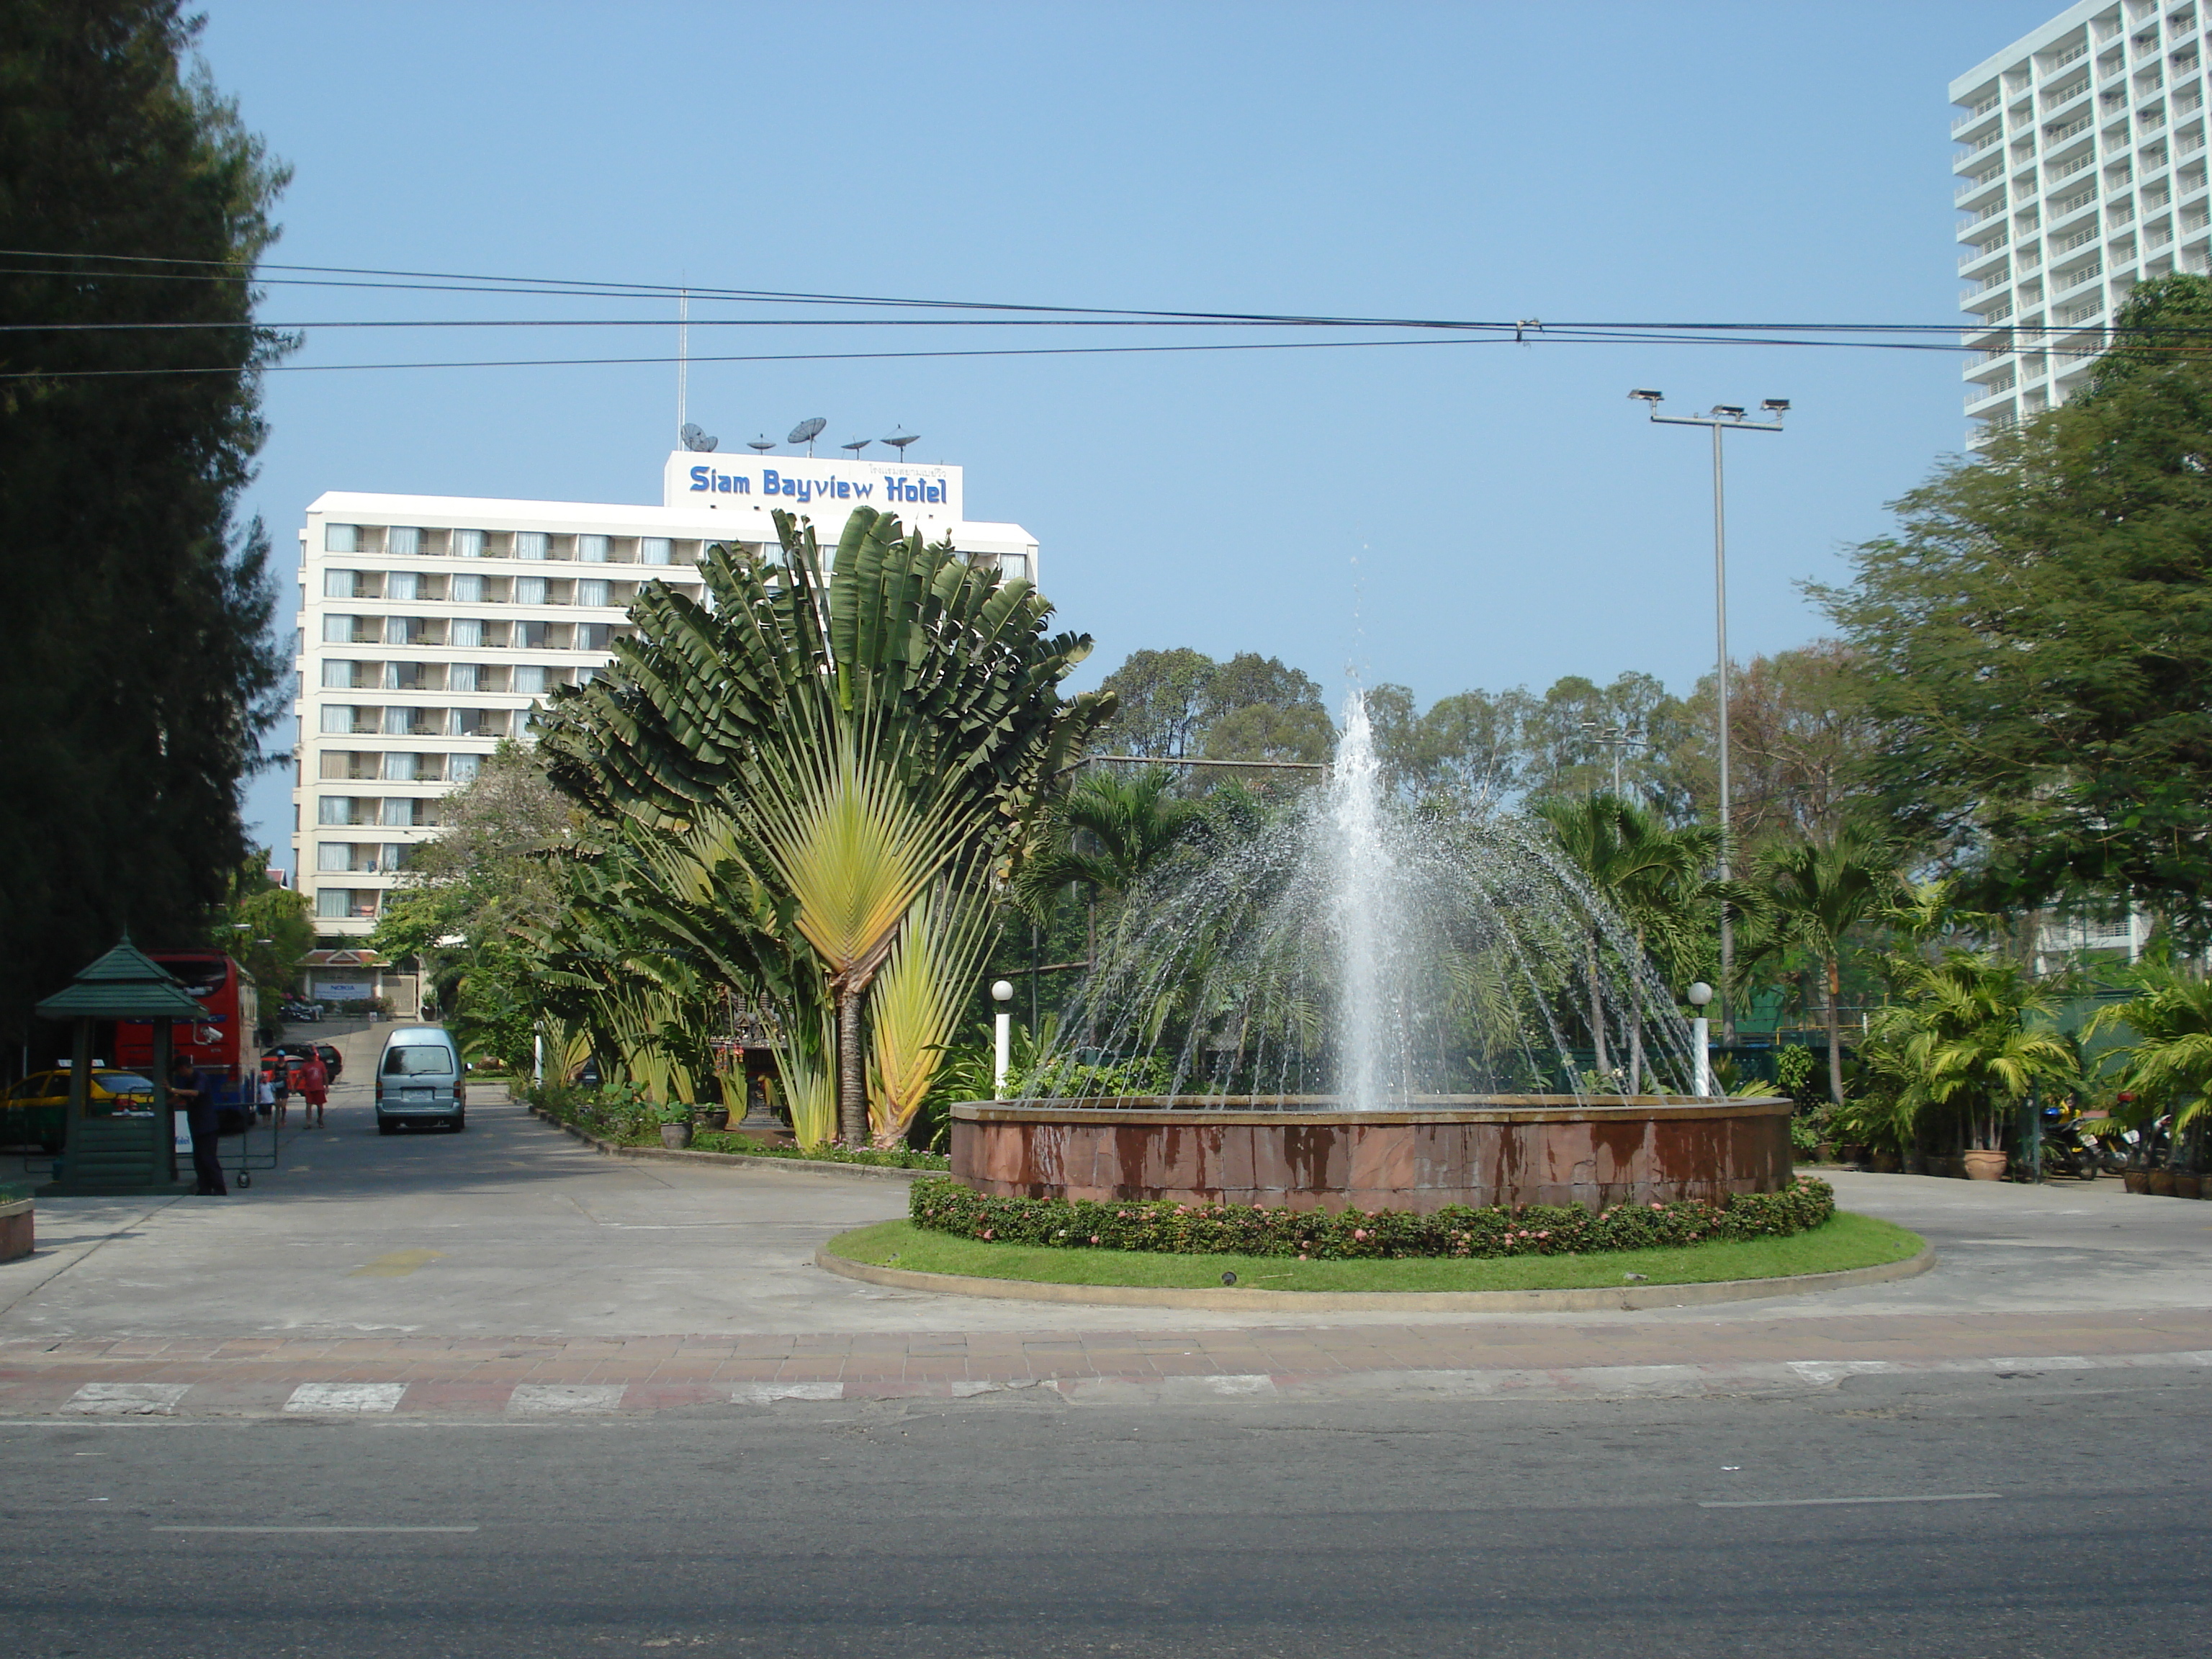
(690, 1131, 949, 1169)
(908, 1176, 1836, 1259)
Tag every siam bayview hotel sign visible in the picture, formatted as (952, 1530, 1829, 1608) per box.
(660, 451, 961, 541)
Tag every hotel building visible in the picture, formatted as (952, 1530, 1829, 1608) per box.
(292, 451, 1039, 939)
(1953, 0, 2212, 441)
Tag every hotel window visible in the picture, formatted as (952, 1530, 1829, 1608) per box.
(386, 570, 419, 603)
(576, 623, 611, 651)
(383, 662, 423, 691)
(316, 842, 351, 873)
(320, 706, 354, 735)
(324, 523, 358, 553)
(640, 536, 673, 565)
(324, 570, 357, 599)
(323, 615, 355, 644)
(387, 526, 421, 557)
(518, 621, 550, 649)
(514, 575, 548, 605)
(381, 707, 410, 736)
(315, 888, 351, 920)
(450, 754, 482, 784)
(380, 798, 415, 827)
(512, 664, 547, 695)
(322, 661, 358, 690)
(450, 617, 483, 649)
(451, 572, 484, 603)
(576, 666, 601, 687)
(579, 534, 610, 563)
(515, 531, 549, 559)
(384, 752, 418, 782)
(577, 578, 611, 608)
(448, 662, 479, 693)
(452, 528, 485, 558)
(317, 796, 351, 826)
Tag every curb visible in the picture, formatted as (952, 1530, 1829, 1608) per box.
(811, 1239, 1937, 1312)
(526, 1105, 936, 1184)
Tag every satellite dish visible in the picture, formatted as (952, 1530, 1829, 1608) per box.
(882, 428, 919, 455)
(680, 423, 719, 453)
(747, 434, 776, 453)
(840, 437, 871, 457)
(788, 416, 827, 454)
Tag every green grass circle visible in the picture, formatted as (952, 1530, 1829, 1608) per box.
(824, 1211, 1924, 1295)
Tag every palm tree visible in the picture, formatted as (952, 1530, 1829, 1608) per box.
(1870, 950, 2076, 1151)
(1012, 765, 1201, 986)
(1740, 824, 1902, 1107)
(2086, 950, 2212, 1164)
(536, 506, 1114, 1143)
(1534, 793, 1722, 1089)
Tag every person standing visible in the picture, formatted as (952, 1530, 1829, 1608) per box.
(297, 1051, 328, 1128)
(171, 1059, 225, 1196)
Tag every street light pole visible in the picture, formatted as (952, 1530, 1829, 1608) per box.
(1629, 391, 1787, 1040)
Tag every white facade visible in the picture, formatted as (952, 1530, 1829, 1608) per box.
(291, 454, 1039, 937)
(1953, 1, 2212, 442)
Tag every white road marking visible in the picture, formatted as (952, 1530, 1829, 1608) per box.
(507, 1383, 626, 1414)
(154, 1525, 479, 1533)
(284, 1382, 407, 1414)
(735, 1382, 843, 1403)
(1701, 1493, 2001, 1509)
(66, 1383, 191, 1416)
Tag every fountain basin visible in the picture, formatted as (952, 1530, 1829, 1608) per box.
(950, 1096, 1794, 1215)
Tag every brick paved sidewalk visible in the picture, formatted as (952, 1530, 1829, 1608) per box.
(5, 1307, 2208, 1417)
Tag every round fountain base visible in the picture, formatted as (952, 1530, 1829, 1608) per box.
(950, 1096, 1794, 1215)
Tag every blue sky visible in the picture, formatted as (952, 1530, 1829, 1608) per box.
(194, 1, 2066, 863)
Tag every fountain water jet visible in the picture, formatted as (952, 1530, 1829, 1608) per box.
(951, 689, 1791, 1213)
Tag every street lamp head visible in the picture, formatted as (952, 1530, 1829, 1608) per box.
(1686, 981, 1714, 1007)
(1761, 398, 1790, 413)
(991, 979, 1015, 1004)
(1628, 388, 1663, 404)
(1711, 405, 1747, 420)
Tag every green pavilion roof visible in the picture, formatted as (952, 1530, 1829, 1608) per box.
(35, 937, 210, 1021)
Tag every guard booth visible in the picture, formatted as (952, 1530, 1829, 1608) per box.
(35, 938, 209, 1196)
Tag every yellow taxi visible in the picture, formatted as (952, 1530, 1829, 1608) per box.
(0, 1069, 160, 1152)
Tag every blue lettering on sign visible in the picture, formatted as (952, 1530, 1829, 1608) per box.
(690, 465, 711, 491)
(854, 482, 873, 499)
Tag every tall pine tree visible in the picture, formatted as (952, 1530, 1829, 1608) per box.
(0, 2, 291, 1041)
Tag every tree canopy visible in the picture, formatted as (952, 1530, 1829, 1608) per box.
(0, 1, 290, 1040)
(1816, 274, 2212, 937)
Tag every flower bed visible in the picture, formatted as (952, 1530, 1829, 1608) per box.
(908, 1174, 1835, 1259)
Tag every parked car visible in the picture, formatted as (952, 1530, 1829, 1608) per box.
(2, 1069, 159, 1152)
(374, 1025, 466, 1134)
(278, 997, 323, 1023)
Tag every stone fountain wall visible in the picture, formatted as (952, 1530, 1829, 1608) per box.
(950, 1097, 1794, 1215)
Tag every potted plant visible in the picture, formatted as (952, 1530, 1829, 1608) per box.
(656, 1102, 694, 1150)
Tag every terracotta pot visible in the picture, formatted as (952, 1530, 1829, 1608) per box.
(693, 1105, 729, 1130)
(2123, 1169, 2151, 1195)
(660, 1122, 693, 1151)
(1870, 1149, 1902, 1174)
(2147, 1169, 2177, 1197)
(1963, 1148, 2009, 1182)
(2175, 1172, 2203, 1200)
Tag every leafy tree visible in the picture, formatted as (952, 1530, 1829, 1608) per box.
(2084, 949, 2212, 1162)
(1738, 825, 1902, 1107)
(1815, 274, 2212, 936)
(1091, 647, 1217, 758)
(0, 2, 292, 1043)
(1200, 652, 1334, 765)
(1668, 642, 1883, 850)
(214, 853, 313, 999)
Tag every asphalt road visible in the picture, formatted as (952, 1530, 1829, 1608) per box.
(6, 1364, 2206, 1657)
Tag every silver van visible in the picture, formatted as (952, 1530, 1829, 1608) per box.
(374, 1025, 466, 1134)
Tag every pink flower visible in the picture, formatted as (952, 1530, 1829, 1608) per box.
(1089, 1235, 1100, 1245)
(1537, 1231, 1550, 1239)
(1353, 1228, 1369, 1241)
(980, 1228, 994, 1240)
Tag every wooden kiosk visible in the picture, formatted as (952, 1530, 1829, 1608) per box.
(35, 938, 210, 1197)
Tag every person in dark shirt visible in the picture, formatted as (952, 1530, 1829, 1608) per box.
(172, 1059, 225, 1196)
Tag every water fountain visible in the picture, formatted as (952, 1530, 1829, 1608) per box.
(951, 691, 1791, 1213)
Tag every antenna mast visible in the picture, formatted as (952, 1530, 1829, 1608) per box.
(675, 284, 689, 444)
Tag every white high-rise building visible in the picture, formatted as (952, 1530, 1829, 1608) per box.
(1953, 0, 2212, 442)
(291, 451, 1039, 938)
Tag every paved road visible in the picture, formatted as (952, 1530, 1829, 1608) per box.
(4, 1363, 2205, 1657)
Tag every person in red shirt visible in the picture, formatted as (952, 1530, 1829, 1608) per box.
(297, 1053, 329, 1128)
